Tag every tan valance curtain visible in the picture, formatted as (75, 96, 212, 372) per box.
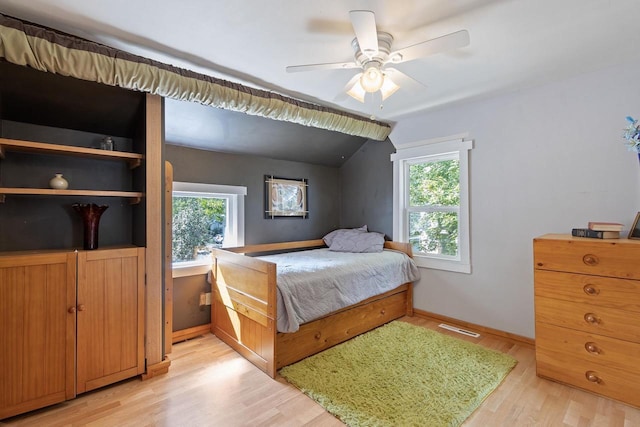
(0, 13, 391, 141)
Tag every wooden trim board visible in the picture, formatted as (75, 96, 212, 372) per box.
(141, 357, 171, 381)
(172, 324, 211, 344)
(414, 309, 535, 348)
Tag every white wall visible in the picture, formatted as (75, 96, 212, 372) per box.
(390, 60, 640, 338)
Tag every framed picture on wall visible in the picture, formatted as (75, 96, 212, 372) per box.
(264, 175, 308, 219)
(629, 212, 640, 240)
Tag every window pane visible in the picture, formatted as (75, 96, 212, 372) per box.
(409, 211, 459, 256)
(172, 196, 227, 263)
(409, 160, 460, 207)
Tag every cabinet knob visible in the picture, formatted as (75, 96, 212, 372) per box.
(582, 254, 599, 266)
(584, 342, 600, 354)
(380, 309, 386, 315)
(583, 285, 599, 296)
(77, 304, 86, 312)
(585, 371, 601, 384)
(68, 306, 76, 314)
(584, 313, 599, 324)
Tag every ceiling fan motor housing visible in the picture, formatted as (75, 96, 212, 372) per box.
(351, 32, 393, 66)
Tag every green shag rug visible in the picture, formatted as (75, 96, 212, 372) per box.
(279, 321, 517, 427)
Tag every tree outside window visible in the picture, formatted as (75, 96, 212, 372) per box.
(172, 196, 226, 263)
(407, 157, 460, 258)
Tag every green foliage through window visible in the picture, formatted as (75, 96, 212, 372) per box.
(408, 158, 460, 257)
(172, 196, 226, 262)
(409, 160, 459, 206)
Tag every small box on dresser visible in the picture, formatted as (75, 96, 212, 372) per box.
(533, 234, 640, 408)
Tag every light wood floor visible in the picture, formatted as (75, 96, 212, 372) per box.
(3, 316, 640, 426)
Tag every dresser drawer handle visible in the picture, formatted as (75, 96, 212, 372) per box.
(584, 342, 601, 354)
(585, 371, 602, 384)
(583, 285, 599, 296)
(584, 313, 600, 324)
(582, 254, 599, 266)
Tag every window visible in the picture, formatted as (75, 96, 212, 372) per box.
(392, 137, 472, 273)
(172, 182, 246, 276)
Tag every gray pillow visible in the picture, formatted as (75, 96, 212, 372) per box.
(328, 230, 385, 253)
(323, 225, 367, 246)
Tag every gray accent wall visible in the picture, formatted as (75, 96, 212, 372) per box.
(173, 274, 210, 331)
(339, 138, 396, 237)
(166, 144, 340, 244)
(165, 99, 367, 167)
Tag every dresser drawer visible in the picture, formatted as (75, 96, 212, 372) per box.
(536, 348, 640, 407)
(536, 323, 640, 372)
(535, 270, 640, 312)
(534, 236, 640, 279)
(535, 295, 640, 342)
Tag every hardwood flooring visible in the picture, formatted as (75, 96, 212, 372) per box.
(3, 316, 640, 426)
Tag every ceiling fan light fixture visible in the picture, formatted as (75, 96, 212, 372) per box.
(380, 77, 400, 101)
(346, 80, 366, 103)
(360, 63, 384, 93)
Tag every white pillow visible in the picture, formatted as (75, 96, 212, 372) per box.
(323, 225, 367, 246)
(328, 230, 384, 253)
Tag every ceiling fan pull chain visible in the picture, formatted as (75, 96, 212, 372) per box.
(368, 92, 376, 120)
(368, 91, 384, 120)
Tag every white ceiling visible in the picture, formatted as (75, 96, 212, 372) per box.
(1, 0, 639, 155)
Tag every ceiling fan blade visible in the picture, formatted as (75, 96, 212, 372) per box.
(385, 67, 426, 91)
(388, 30, 470, 64)
(286, 61, 359, 73)
(349, 10, 379, 57)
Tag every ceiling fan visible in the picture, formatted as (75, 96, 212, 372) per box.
(286, 10, 470, 104)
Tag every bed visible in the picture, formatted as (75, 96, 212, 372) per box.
(210, 237, 419, 378)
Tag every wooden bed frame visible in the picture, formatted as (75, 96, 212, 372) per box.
(210, 239, 414, 378)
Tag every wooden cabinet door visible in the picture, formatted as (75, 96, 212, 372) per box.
(76, 247, 145, 394)
(0, 252, 76, 419)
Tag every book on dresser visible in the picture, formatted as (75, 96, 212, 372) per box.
(587, 221, 624, 231)
(571, 228, 620, 239)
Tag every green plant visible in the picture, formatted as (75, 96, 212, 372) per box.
(408, 159, 460, 256)
(172, 197, 226, 262)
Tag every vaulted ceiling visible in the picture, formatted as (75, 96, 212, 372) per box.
(1, 0, 639, 165)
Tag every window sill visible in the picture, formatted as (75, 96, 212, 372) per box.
(413, 255, 471, 274)
(172, 262, 212, 278)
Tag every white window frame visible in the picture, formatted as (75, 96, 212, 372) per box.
(172, 182, 246, 277)
(391, 137, 472, 273)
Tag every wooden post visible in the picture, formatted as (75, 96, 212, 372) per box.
(144, 93, 169, 376)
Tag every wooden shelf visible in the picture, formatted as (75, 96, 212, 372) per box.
(0, 137, 144, 169)
(0, 188, 143, 204)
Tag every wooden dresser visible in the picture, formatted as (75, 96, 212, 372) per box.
(533, 234, 640, 407)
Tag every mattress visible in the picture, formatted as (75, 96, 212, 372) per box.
(258, 248, 420, 333)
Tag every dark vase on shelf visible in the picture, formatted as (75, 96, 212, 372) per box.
(72, 203, 109, 250)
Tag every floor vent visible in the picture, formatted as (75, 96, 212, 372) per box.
(438, 323, 481, 338)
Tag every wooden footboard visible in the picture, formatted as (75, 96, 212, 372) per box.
(211, 239, 414, 378)
(211, 248, 278, 377)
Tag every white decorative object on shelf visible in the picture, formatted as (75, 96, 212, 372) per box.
(49, 173, 69, 189)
